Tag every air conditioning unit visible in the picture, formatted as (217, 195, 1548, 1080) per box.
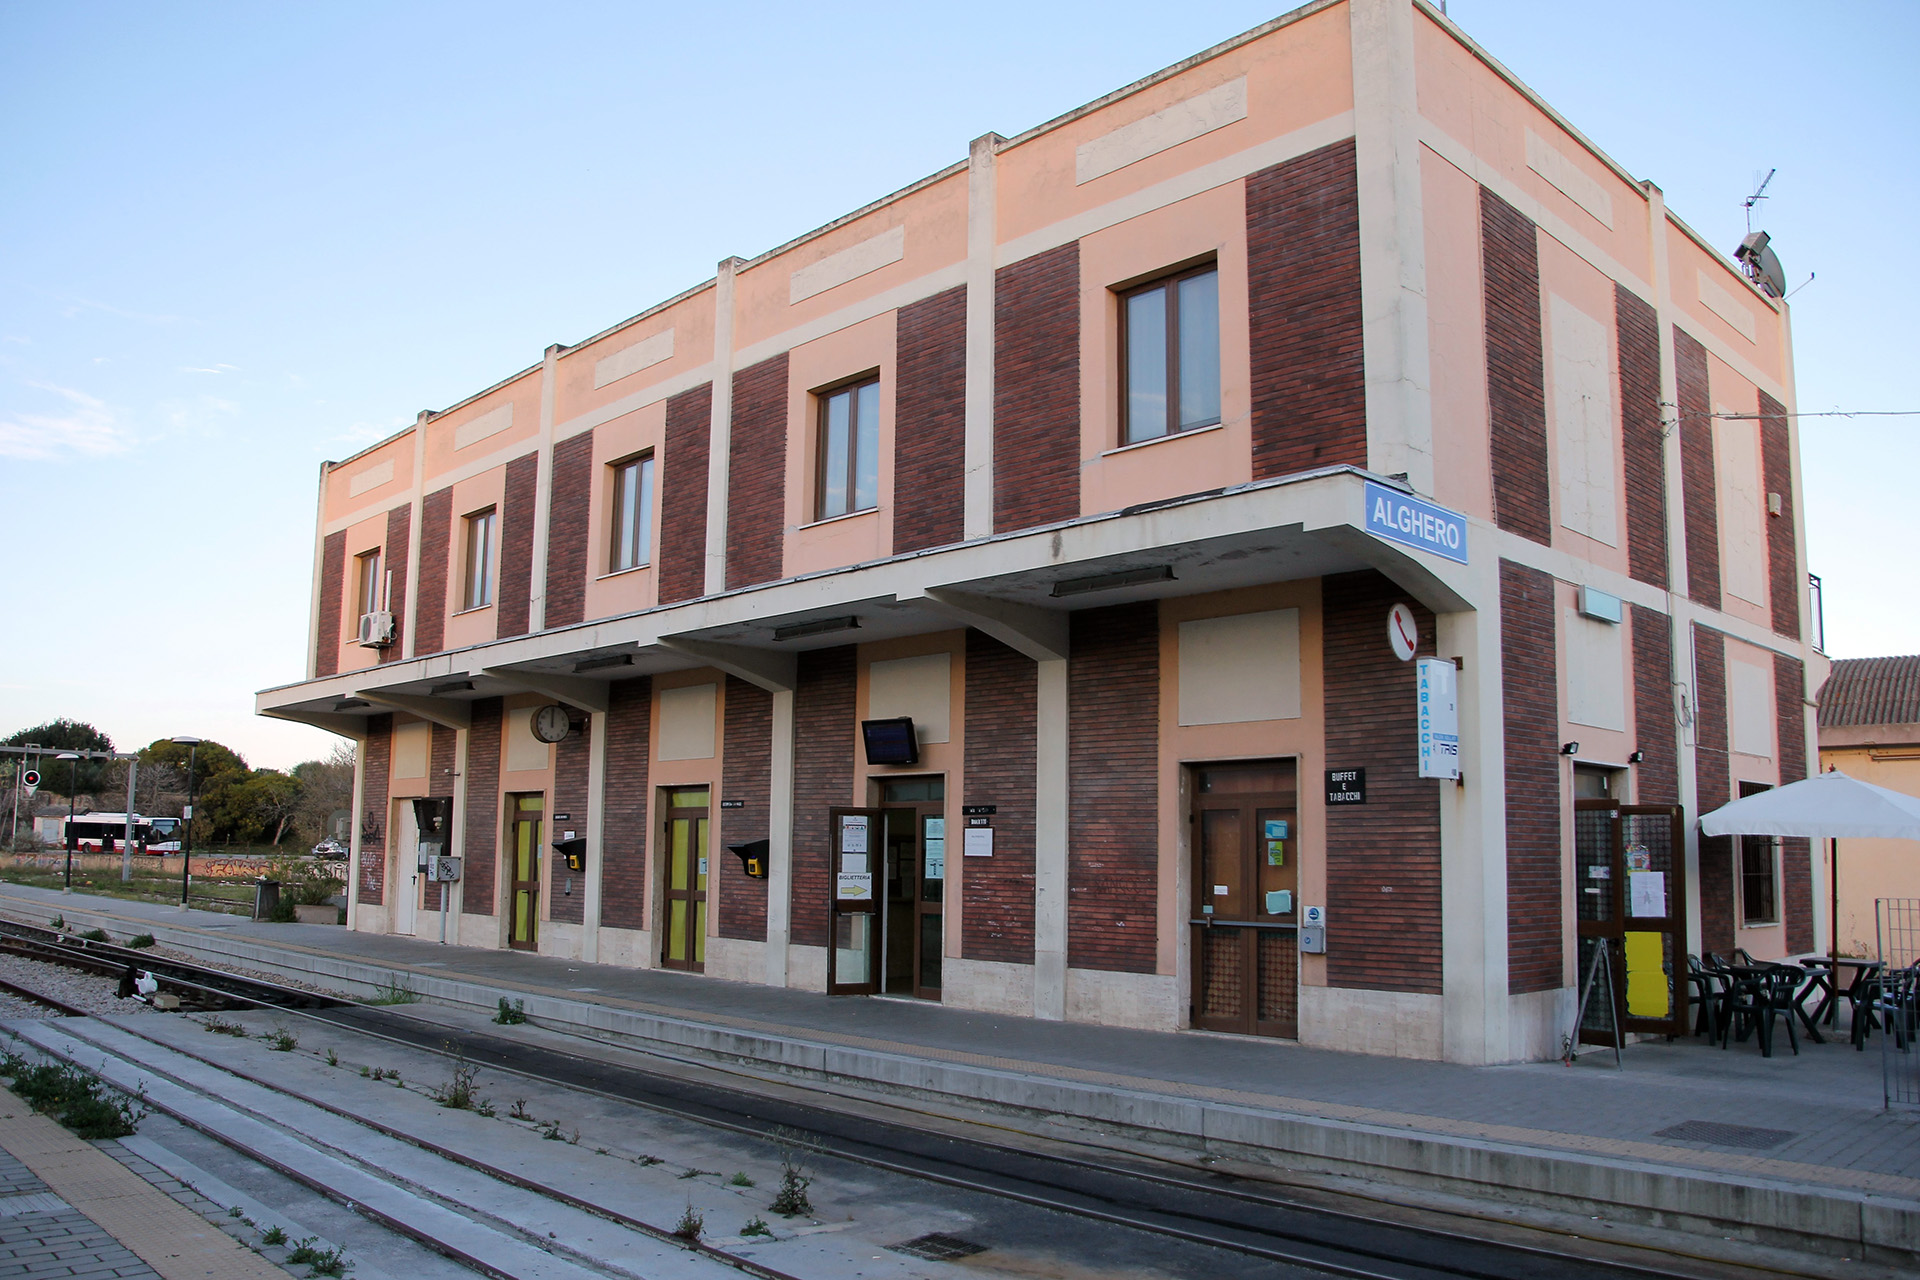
(357, 611, 395, 648)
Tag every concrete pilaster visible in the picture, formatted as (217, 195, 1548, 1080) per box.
(764, 688, 796, 988)
(1032, 657, 1068, 1020)
(963, 134, 1002, 541)
(527, 344, 562, 633)
(705, 259, 742, 596)
(582, 709, 607, 962)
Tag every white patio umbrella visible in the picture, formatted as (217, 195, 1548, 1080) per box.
(1699, 769, 1920, 958)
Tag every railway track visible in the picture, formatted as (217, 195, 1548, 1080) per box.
(0, 920, 1776, 1280)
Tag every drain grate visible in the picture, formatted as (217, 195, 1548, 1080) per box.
(1653, 1119, 1795, 1150)
(888, 1233, 989, 1261)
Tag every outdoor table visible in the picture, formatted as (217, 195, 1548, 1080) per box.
(1801, 957, 1882, 1028)
(1721, 964, 1804, 1056)
(1785, 959, 1833, 1044)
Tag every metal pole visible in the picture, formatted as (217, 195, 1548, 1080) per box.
(1831, 837, 1840, 960)
(123, 758, 137, 883)
(64, 757, 77, 892)
(180, 744, 197, 909)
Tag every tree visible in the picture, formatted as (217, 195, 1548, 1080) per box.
(3, 720, 116, 796)
(222, 770, 302, 846)
(293, 743, 355, 846)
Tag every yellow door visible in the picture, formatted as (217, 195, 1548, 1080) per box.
(509, 795, 542, 950)
(661, 788, 709, 971)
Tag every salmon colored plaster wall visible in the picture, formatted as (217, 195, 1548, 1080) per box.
(324, 436, 414, 528)
(1077, 184, 1252, 516)
(1412, 11, 1650, 282)
(648, 668, 726, 945)
(996, 6, 1353, 246)
(1703, 355, 1769, 633)
(1723, 636, 1785, 960)
(782, 311, 897, 577)
(1817, 745, 1920, 957)
(1664, 225, 1784, 385)
(1157, 582, 1327, 989)
(582, 398, 667, 623)
(333, 511, 392, 676)
(1537, 232, 1630, 577)
(854, 631, 968, 959)
(1420, 145, 1493, 522)
(424, 377, 542, 487)
(732, 174, 966, 353)
(494, 693, 556, 930)
(441, 466, 507, 653)
(553, 289, 717, 427)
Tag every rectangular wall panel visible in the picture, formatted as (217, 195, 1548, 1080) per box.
(1481, 187, 1551, 545)
(1760, 390, 1800, 639)
(658, 382, 713, 604)
(544, 429, 593, 630)
(1693, 626, 1732, 955)
(1616, 284, 1668, 587)
(461, 699, 502, 917)
(316, 531, 345, 677)
(1676, 330, 1720, 608)
(993, 242, 1080, 534)
(727, 354, 789, 591)
(719, 675, 772, 942)
(1322, 572, 1443, 992)
(380, 505, 411, 665)
(600, 677, 653, 931)
(1501, 559, 1563, 995)
(963, 630, 1037, 964)
(414, 487, 452, 656)
(791, 647, 855, 949)
(1067, 603, 1159, 974)
(893, 285, 967, 553)
(358, 715, 391, 907)
(1246, 139, 1366, 479)
(1775, 653, 1812, 953)
(497, 452, 539, 637)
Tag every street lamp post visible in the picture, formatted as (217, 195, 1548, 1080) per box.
(56, 753, 80, 893)
(172, 737, 201, 910)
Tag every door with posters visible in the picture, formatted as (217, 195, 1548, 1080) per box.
(1574, 801, 1688, 1042)
(828, 808, 884, 994)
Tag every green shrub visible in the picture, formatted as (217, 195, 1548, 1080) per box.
(492, 997, 526, 1024)
(127, 934, 156, 949)
(80, 928, 110, 943)
(1, 1056, 148, 1138)
(264, 858, 346, 907)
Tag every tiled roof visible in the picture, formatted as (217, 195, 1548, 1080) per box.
(1816, 655, 1920, 728)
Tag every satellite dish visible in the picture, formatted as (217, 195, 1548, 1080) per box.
(1736, 231, 1787, 299)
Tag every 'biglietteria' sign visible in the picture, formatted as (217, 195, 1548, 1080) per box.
(1364, 481, 1469, 565)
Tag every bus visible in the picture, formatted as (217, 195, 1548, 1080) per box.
(60, 814, 180, 854)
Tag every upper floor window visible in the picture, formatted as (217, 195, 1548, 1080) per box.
(608, 453, 655, 573)
(817, 376, 879, 520)
(1737, 782, 1777, 925)
(1121, 264, 1220, 445)
(463, 507, 496, 610)
(355, 549, 382, 618)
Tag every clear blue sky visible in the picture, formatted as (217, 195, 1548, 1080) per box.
(2, 1, 1913, 770)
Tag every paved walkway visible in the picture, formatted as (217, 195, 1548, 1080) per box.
(9, 885, 1919, 1206)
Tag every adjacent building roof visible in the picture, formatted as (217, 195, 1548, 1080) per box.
(1817, 655, 1920, 729)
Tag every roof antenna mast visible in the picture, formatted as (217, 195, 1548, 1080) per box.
(1744, 167, 1775, 234)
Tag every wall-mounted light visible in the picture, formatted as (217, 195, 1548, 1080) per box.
(1050, 564, 1174, 597)
(773, 615, 861, 641)
(573, 653, 634, 673)
(1627, 749, 1645, 764)
(430, 680, 474, 696)
(1560, 742, 1581, 756)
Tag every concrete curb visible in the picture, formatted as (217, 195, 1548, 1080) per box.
(20, 897, 1920, 1266)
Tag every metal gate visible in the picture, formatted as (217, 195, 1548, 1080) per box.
(1574, 803, 1688, 1043)
(1877, 898, 1920, 1109)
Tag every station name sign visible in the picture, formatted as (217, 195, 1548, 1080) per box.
(1364, 482, 1468, 565)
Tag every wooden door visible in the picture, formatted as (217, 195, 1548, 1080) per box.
(828, 808, 882, 994)
(507, 795, 543, 951)
(660, 787, 710, 972)
(1576, 801, 1688, 1043)
(1190, 762, 1298, 1038)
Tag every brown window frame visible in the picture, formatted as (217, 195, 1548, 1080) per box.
(814, 373, 881, 522)
(607, 452, 655, 574)
(1737, 781, 1779, 925)
(355, 548, 383, 618)
(462, 506, 497, 611)
(1118, 260, 1222, 446)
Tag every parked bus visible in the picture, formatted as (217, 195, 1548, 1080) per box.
(61, 813, 178, 854)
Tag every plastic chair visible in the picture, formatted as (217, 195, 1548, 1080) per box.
(1722, 965, 1800, 1057)
(1686, 955, 1729, 1040)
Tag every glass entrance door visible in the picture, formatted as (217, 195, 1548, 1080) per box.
(507, 795, 543, 951)
(1189, 761, 1298, 1038)
(1576, 801, 1688, 1043)
(877, 778, 944, 1000)
(660, 787, 709, 972)
(828, 808, 881, 994)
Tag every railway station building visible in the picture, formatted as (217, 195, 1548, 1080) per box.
(258, 0, 1822, 1063)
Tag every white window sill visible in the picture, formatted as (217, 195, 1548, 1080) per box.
(452, 603, 494, 617)
(597, 564, 652, 582)
(801, 507, 877, 531)
(1101, 420, 1224, 458)
(1740, 921, 1781, 930)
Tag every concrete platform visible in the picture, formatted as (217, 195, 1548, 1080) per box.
(9, 885, 1919, 1265)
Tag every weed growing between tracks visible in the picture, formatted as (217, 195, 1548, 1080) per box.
(127, 934, 155, 949)
(80, 928, 110, 942)
(673, 1202, 704, 1241)
(261, 1225, 287, 1246)
(364, 979, 419, 1006)
(287, 1236, 348, 1276)
(430, 1049, 495, 1115)
(740, 1216, 772, 1238)
(203, 1016, 247, 1037)
(264, 1026, 299, 1052)
(493, 997, 526, 1024)
(0, 1048, 150, 1139)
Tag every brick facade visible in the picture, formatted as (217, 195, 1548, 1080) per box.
(315, 531, 345, 677)
(791, 647, 855, 950)
(727, 354, 790, 591)
(414, 487, 452, 656)
(380, 505, 411, 664)
(1481, 187, 1551, 546)
(1692, 626, 1733, 955)
(547, 707, 591, 926)
(497, 452, 539, 637)
(1676, 329, 1720, 608)
(1322, 572, 1442, 993)
(1775, 653, 1813, 953)
(718, 676, 772, 942)
(423, 725, 455, 912)
(544, 429, 593, 630)
(994, 242, 1080, 534)
(658, 382, 712, 604)
(358, 715, 391, 907)
(1501, 560, 1562, 995)
(1066, 603, 1159, 974)
(1246, 139, 1366, 479)
(962, 630, 1036, 964)
(1616, 283, 1668, 588)
(1630, 604, 1678, 804)
(1760, 390, 1800, 640)
(600, 677, 653, 931)
(461, 699, 502, 917)
(893, 285, 967, 553)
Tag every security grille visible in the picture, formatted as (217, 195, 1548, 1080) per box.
(1877, 898, 1920, 1109)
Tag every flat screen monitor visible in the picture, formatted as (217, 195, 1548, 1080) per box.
(861, 717, 919, 766)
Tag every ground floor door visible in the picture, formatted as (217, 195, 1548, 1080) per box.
(827, 807, 885, 994)
(390, 800, 418, 936)
(875, 777, 944, 999)
(1575, 801, 1688, 1043)
(1190, 760, 1299, 1038)
(507, 794, 543, 951)
(660, 787, 710, 972)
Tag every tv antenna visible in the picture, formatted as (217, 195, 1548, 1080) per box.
(1744, 168, 1775, 234)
